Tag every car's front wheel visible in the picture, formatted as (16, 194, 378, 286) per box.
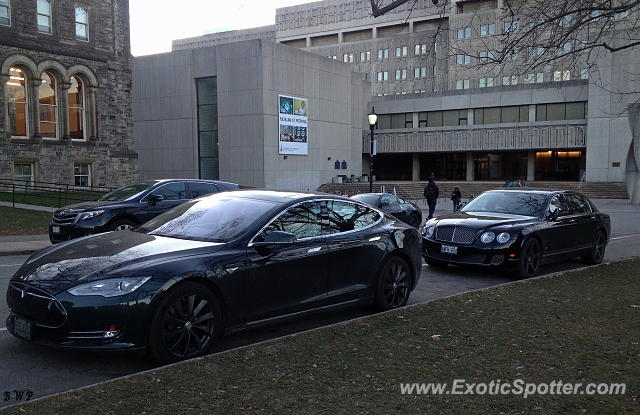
(510, 238, 542, 279)
(149, 282, 221, 363)
(374, 256, 412, 311)
(581, 230, 607, 265)
(109, 218, 136, 231)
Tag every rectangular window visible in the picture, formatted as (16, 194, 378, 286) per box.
(383, 71, 389, 81)
(536, 73, 544, 83)
(502, 76, 518, 86)
(0, 0, 10, 26)
(443, 110, 461, 126)
(455, 80, 470, 89)
(74, 163, 91, 187)
(401, 69, 407, 79)
(525, 73, 535, 84)
(360, 52, 365, 62)
(480, 23, 494, 36)
(503, 20, 519, 33)
(456, 54, 470, 65)
(37, 0, 52, 34)
(414, 44, 420, 55)
(456, 27, 471, 39)
(484, 107, 500, 124)
(384, 49, 388, 59)
(196, 77, 219, 180)
(75, 7, 88, 40)
(395, 70, 401, 80)
(428, 111, 443, 127)
(343, 54, 349, 63)
(14, 163, 34, 187)
(377, 114, 391, 129)
(546, 103, 566, 121)
(479, 77, 494, 88)
(421, 44, 427, 54)
(418, 112, 428, 127)
(529, 46, 544, 57)
(566, 102, 586, 119)
(556, 42, 572, 56)
(414, 68, 420, 79)
(377, 49, 383, 59)
(377, 72, 383, 82)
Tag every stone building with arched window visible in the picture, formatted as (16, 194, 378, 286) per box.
(0, 0, 137, 189)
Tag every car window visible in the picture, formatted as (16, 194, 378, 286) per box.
(99, 182, 155, 201)
(190, 182, 219, 198)
(351, 194, 381, 207)
(137, 195, 278, 242)
(549, 195, 571, 216)
(462, 192, 548, 217)
(326, 201, 381, 234)
(151, 182, 187, 201)
(380, 194, 398, 205)
(566, 193, 592, 214)
(257, 202, 325, 241)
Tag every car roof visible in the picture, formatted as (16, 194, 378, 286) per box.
(212, 190, 350, 204)
(485, 188, 574, 196)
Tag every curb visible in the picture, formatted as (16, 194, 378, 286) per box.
(4, 256, 637, 411)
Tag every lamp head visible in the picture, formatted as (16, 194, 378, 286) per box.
(368, 107, 378, 126)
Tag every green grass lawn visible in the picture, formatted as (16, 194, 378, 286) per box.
(0, 206, 51, 236)
(0, 191, 104, 208)
(6, 260, 640, 414)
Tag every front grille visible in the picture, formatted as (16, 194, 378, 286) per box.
(7, 282, 67, 328)
(52, 210, 79, 225)
(491, 255, 505, 265)
(435, 226, 477, 244)
(426, 246, 487, 265)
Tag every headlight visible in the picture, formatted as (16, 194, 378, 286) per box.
(480, 231, 495, 243)
(67, 277, 151, 297)
(424, 226, 435, 238)
(75, 210, 106, 222)
(497, 232, 511, 244)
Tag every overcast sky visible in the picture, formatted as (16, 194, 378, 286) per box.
(130, 0, 318, 56)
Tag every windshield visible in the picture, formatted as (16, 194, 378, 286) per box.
(351, 194, 381, 207)
(100, 182, 155, 202)
(461, 192, 548, 217)
(136, 194, 280, 242)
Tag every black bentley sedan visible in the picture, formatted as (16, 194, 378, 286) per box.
(351, 193, 422, 228)
(7, 191, 421, 363)
(49, 179, 239, 244)
(422, 189, 610, 279)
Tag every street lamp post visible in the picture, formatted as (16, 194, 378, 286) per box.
(368, 107, 378, 193)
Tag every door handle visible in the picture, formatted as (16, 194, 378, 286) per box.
(307, 247, 322, 253)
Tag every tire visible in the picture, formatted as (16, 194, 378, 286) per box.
(374, 256, 412, 311)
(509, 238, 542, 280)
(407, 212, 422, 228)
(581, 230, 607, 265)
(425, 258, 448, 268)
(149, 282, 222, 364)
(108, 218, 136, 231)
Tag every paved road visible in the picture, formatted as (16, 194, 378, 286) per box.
(0, 199, 638, 407)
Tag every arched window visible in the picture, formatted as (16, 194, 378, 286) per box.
(75, 7, 88, 40)
(36, 0, 51, 34)
(39, 71, 58, 138)
(68, 76, 85, 140)
(5, 67, 28, 137)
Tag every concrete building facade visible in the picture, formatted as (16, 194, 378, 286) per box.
(133, 40, 368, 191)
(0, 0, 137, 189)
(170, 0, 639, 191)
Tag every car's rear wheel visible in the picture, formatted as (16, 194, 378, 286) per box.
(406, 212, 422, 228)
(374, 256, 412, 311)
(510, 238, 542, 279)
(581, 230, 607, 265)
(109, 219, 136, 231)
(149, 282, 221, 363)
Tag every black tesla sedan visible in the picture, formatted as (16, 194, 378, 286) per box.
(49, 179, 239, 244)
(351, 193, 423, 228)
(7, 191, 421, 363)
(422, 189, 610, 279)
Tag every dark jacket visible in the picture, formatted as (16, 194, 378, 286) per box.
(424, 182, 440, 202)
(451, 190, 462, 201)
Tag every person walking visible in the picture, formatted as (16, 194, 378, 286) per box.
(423, 178, 440, 219)
(451, 186, 462, 212)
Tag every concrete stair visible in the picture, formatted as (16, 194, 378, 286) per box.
(318, 181, 629, 200)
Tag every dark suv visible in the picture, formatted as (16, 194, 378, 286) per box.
(49, 179, 239, 243)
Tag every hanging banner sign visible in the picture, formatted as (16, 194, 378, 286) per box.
(278, 95, 308, 155)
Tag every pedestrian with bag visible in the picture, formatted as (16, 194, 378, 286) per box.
(451, 186, 462, 211)
(423, 178, 440, 219)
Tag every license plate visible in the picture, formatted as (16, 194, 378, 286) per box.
(52, 226, 60, 234)
(13, 317, 33, 341)
(441, 245, 458, 255)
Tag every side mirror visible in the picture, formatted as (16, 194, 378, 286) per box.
(252, 231, 297, 248)
(458, 202, 467, 210)
(147, 194, 164, 205)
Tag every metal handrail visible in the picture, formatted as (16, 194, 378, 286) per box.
(0, 179, 114, 209)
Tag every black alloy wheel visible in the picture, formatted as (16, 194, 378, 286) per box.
(375, 256, 412, 311)
(149, 282, 220, 363)
(582, 230, 607, 265)
(512, 238, 542, 279)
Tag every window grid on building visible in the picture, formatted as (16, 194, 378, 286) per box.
(37, 0, 52, 34)
(480, 23, 495, 36)
(75, 7, 89, 40)
(74, 163, 91, 187)
(0, 0, 10, 26)
(14, 163, 34, 187)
